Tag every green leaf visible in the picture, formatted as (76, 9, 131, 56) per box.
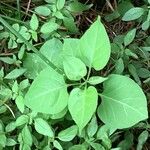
(63, 17, 78, 33)
(35, 6, 51, 16)
(53, 140, 63, 150)
(0, 57, 14, 64)
(25, 67, 68, 114)
(80, 17, 111, 70)
(63, 56, 87, 81)
(34, 118, 54, 137)
(87, 115, 98, 137)
(41, 21, 59, 34)
(5, 68, 26, 79)
(6, 138, 17, 146)
(57, 0, 65, 10)
(68, 86, 98, 133)
(122, 7, 144, 21)
(15, 95, 25, 113)
(67, 1, 92, 13)
(0, 134, 6, 147)
(137, 130, 149, 150)
(21, 125, 32, 146)
(142, 20, 150, 31)
(88, 76, 108, 85)
(40, 38, 63, 69)
(69, 145, 87, 150)
(16, 115, 29, 127)
(124, 28, 136, 46)
(98, 74, 148, 129)
(58, 125, 78, 141)
(115, 58, 124, 74)
(5, 122, 16, 132)
(90, 143, 105, 150)
(30, 14, 39, 31)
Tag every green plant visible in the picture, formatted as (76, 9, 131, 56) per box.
(0, 0, 149, 149)
(1, 16, 147, 149)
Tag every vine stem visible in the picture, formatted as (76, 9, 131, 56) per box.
(0, 16, 64, 75)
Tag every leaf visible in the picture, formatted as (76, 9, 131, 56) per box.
(97, 74, 148, 129)
(88, 76, 108, 85)
(25, 67, 68, 114)
(40, 21, 59, 34)
(30, 14, 39, 31)
(5, 122, 16, 132)
(142, 20, 150, 31)
(57, 0, 65, 10)
(0, 134, 6, 147)
(40, 38, 63, 69)
(67, 1, 92, 13)
(58, 125, 78, 141)
(122, 7, 144, 21)
(21, 125, 32, 146)
(53, 140, 63, 150)
(68, 86, 98, 133)
(69, 145, 87, 150)
(63, 17, 78, 33)
(115, 58, 124, 74)
(5, 68, 26, 79)
(15, 95, 25, 113)
(16, 115, 29, 127)
(0, 57, 14, 64)
(6, 138, 17, 146)
(80, 17, 111, 70)
(124, 28, 136, 46)
(63, 56, 87, 81)
(34, 118, 54, 137)
(137, 130, 149, 150)
(35, 6, 51, 16)
(87, 115, 98, 137)
(90, 143, 105, 150)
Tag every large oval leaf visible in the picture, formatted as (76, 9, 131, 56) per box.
(80, 17, 111, 70)
(98, 74, 148, 129)
(24, 67, 68, 114)
(68, 86, 98, 133)
(63, 56, 87, 81)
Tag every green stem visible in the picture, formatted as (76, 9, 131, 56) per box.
(0, 16, 64, 75)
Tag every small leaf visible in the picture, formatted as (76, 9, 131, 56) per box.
(124, 28, 136, 46)
(16, 115, 29, 127)
(21, 125, 32, 146)
(34, 118, 54, 137)
(88, 76, 108, 85)
(87, 115, 98, 137)
(0, 134, 6, 147)
(98, 74, 148, 129)
(57, 0, 65, 10)
(69, 145, 87, 150)
(6, 138, 17, 146)
(35, 6, 51, 16)
(41, 21, 59, 34)
(5, 68, 26, 79)
(142, 20, 150, 31)
(30, 14, 39, 31)
(53, 140, 63, 150)
(5, 122, 16, 132)
(137, 130, 149, 150)
(68, 86, 98, 133)
(63, 56, 87, 81)
(58, 125, 78, 141)
(122, 7, 144, 21)
(115, 58, 124, 74)
(15, 95, 25, 113)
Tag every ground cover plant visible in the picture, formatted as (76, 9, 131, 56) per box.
(0, 0, 150, 149)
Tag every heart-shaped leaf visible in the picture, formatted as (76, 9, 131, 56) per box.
(98, 74, 148, 129)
